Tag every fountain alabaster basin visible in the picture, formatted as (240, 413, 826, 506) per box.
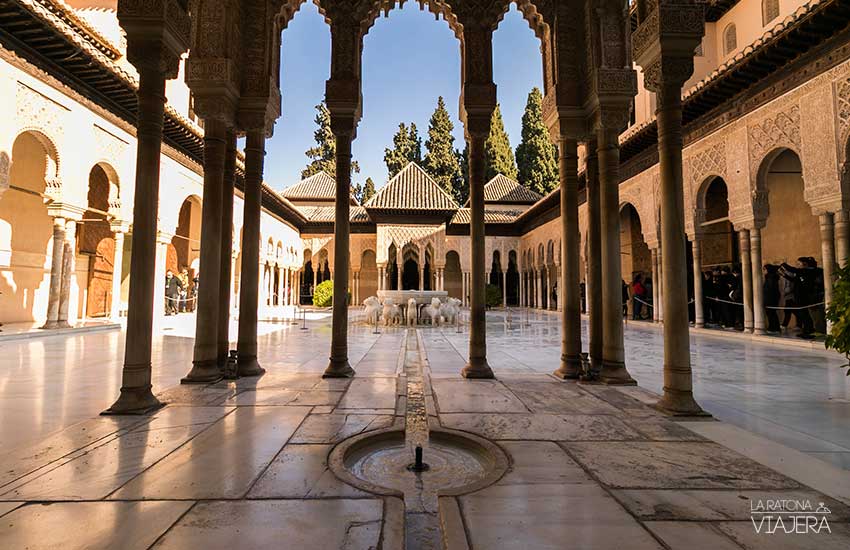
(328, 427, 509, 500)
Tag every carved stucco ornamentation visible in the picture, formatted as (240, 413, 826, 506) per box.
(747, 104, 801, 184)
(93, 125, 129, 169)
(16, 83, 67, 145)
(837, 76, 850, 165)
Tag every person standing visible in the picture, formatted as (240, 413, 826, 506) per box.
(177, 267, 190, 312)
(763, 264, 781, 333)
(164, 270, 183, 316)
(631, 274, 646, 321)
(780, 258, 815, 339)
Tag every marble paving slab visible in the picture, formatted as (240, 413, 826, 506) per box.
(0, 500, 193, 550)
(336, 377, 398, 410)
(496, 441, 595, 485)
(112, 406, 310, 500)
(289, 413, 395, 444)
(564, 442, 802, 490)
(500, 380, 622, 415)
(2, 423, 213, 501)
(0, 416, 147, 489)
(716, 521, 850, 549)
(460, 483, 664, 550)
(248, 443, 369, 498)
(154, 499, 384, 550)
(611, 489, 850, 521)
(155, 384, 235, 405)
(440, 413, 642, 441)
(643, 521, 744, 550)
(431, 379, 530, 413)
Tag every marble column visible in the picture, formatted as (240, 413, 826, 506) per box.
(217, 130, 237, 365)
(750, 227, 765, 335)
(183, 118, 226, 384)
(463, 129, 493, 378)
(153, 233, 170, 323)
(597, 130, 634, 384)
(42, 217, 66, 329)
(656, 80, 701, 412)
(739, 229, 753, 333)
(692, 238, 704, 328)
(110, 228, 126, 320)
(56, 219, 77, 328)
(554, 138, 581, 379)
(834, 210, 849, 268)
(519, 271, 524, 307)
(586, 142, 603, 372)
(820, 212, 836, 309)
(651, 249, 659, 322)
(105, 68, 170, 414)
(419, 263, 425, 291)
(501, 271, 507, 307)
(378, 266, 384, 291)
(236, 130, 266, 377)
(397, 264, 402, 291)
(656, 247, 664, 323)
(324, 126, 355, 378)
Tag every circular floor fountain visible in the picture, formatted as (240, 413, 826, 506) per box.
(329, 427, 509, 499)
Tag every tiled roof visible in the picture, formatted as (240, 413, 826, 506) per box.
(450, 209, 524, 224)
(365, 163, 459, 211)
(481, 174, 542, 204)
(295, 206, 371, 223)
(281, 172, 337, 200)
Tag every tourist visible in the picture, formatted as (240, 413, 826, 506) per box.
(622, 280, 630, 317)
(631, 274, 646, 321)
(763, 264, 781, 333)
(164, 270, 183, 316)
(702, 270, 715, 326)
(191, 272, 199, 312)
(579, 281, 586, 313)
(177, 268, 190, 312)
(779, 258, 815, 339)
(729, 266, 744, 330)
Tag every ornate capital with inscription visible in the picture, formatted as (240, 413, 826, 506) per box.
(117, 0, 189, 78)
(632, 1, 705, 91)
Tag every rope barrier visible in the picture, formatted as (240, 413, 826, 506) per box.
(165, 295, 197, 304)
(705, 296, 824, 310)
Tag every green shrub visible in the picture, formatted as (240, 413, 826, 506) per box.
(311, 280, 351, 307)
(312, 280, 334, 307)
(825, 265, 850, 376)
(485, 284, 502, 308)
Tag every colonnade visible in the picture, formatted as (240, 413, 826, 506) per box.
(104, 0, 710, 417)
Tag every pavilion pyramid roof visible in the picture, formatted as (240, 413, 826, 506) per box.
(465, 174, 542, 206)
(365, 163, 459, 211)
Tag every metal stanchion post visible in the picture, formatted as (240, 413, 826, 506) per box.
(300, 307, 308, 330)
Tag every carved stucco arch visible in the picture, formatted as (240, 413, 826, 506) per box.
(90, 161, 122, 218)
(11, 128, 62, 200)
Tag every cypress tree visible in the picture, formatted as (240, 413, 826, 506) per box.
(484, 104, 517, 181)
(302, 102, 359, 179)
(423, 96, 463, 203)
(362, 177, 376, 203)
(516, 87, 559, 195)
(384, 122, 422, 178)
(457, 145, 469, 205)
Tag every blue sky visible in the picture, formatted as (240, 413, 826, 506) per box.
(267, 2, 543, 191)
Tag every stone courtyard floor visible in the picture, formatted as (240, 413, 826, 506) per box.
(1, 310, 849, 548)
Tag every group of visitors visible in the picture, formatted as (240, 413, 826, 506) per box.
(700, 256, 824, 339)
(164, 267, 198, 316)
(621, 255, 825, 340)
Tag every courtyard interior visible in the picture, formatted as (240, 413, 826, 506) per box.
(0, 310, 849, 549)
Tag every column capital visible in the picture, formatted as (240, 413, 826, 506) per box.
(117, 0, 189, 78)
(632, 1, 705, 92)
(156, 231, 174, 245)
(110, 220, 130, 234)
(47, 204, 85, 221)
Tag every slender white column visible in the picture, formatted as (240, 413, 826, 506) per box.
(692, 238, 703, 328)
(750, 228, 765, 335)
(651, 248, 659, 322)
(110, 229, 126, 320)
(835, 210, 849, 268)
(739, 229, 753, 333)
(501, 270, 507, 307)
(42, 217, 66, 328)
(820, 212, 836, 310)
(57, 220, 77, 328)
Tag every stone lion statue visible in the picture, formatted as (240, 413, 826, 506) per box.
(406, 298, 418, 326)
(422, 297, 442, 326)
(362, 296, 381, 326)
(382, 297, 402, 326)
(440, 297, 461, 325)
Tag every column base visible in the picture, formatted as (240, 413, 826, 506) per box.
(461, 360, 495, 379)
(181, 360, 223, 384)
(56, 321, 72, 329)
(655, 389, 710, 417)
(553, 354, 582, 380)
(237, 356, 266, 378)
(695, 323, 704, 329)
(40, 321, 60, 329)
(323, 359, 355, 378)
(102, 385, 164, 415)
(599, 360, 637, 386)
